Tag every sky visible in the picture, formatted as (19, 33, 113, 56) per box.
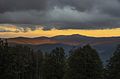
(0, 0, 120, 38)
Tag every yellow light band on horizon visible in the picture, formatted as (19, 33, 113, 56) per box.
(0, 27, 120, 38)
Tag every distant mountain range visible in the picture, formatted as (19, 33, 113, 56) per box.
(7, 34, 120, 64)
(8, 34, 120, 46)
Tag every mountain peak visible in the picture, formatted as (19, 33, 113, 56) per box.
(70, 34, 87, 37)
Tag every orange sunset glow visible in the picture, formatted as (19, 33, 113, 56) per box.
(0, 25, 120, 38)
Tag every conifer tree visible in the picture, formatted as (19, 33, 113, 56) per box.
(35, 50, 44, 79)
(106, 44, 120, 79)
(43, 47, 65, 79)
(65, 45, 103, 79)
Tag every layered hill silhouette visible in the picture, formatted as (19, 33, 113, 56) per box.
(7, 34, 120, 64)
(8, 34, 120, 46)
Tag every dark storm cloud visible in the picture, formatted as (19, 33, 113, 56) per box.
(96, 0, 120, 17)
(0, 0, 95, 13)
(0, 0, 120, 30)
(0, 0, 47, 13)
(0, 29, 12, 32)
(48, 0, 96, 11)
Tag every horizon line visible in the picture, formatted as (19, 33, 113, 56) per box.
(2, 34, 120, 39)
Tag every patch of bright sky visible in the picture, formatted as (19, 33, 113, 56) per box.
(0, 25, 120, 38)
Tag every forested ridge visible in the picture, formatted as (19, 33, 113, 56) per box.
(0, 39, 120, 79)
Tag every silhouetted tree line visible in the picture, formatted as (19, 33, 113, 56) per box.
(0, 39, 120, 79)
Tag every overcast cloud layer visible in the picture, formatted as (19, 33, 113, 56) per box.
(0, 0, 120, 30)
